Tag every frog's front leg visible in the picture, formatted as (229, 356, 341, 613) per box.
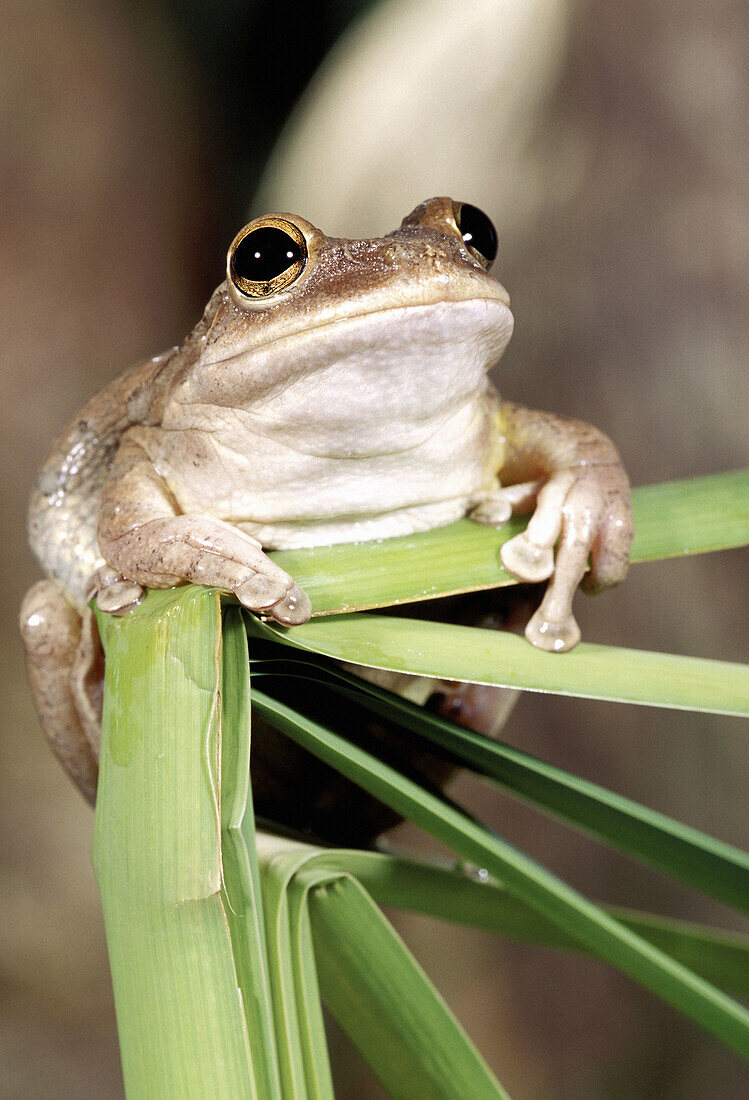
(470, 402, 633, 652)
(96, 435, 312, 624)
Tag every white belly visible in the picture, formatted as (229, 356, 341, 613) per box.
(132, 387, 502, 548)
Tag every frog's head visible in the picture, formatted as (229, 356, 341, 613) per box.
(178, 198, 514, 429)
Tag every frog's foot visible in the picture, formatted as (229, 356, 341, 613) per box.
(87, 565, 144, 615)
(20, 581, 101, 803)
(100, 515, 312, 625)
(501, 466, 633, 651)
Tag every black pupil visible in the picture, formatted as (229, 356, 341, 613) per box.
(458, 203, 498, 266)
(233, 226, 303, 283)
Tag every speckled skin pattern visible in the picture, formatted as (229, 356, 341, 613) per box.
(20, 197, 633, 804)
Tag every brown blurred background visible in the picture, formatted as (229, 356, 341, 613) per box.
(2, 1, 747, 1096)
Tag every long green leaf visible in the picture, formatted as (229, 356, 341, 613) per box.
(92, 588, 260, 1098)
(345, 851, 749, 1000)
(251, 687, 749, 1059)
(251, 839, 749, 1000)
(250, 654, 749, 911)
(255, 834, 505, 1098)
(268, 470, 749, 615)
(220, 608, 282, 1099)
(309, 875, 507, 1100)
(247, 612, 749, 716)
(256, 838, 334, 1099)
(287, 890, 336, 1100)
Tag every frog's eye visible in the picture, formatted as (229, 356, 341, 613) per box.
(452, 202, 498, 271)
(227, 217, 308, 299)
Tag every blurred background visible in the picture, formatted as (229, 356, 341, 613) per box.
(2, 0, 747, 1095)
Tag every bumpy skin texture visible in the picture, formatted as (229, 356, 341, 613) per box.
(21, 197, 633, 807)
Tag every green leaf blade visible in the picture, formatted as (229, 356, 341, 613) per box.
(252, 687, 749, 1060)
(268, 471, 749, 616)
(308, 875, 508, 1100)
(282, 664, 749, 912)
(253, 845, 749, 1001)
(92, 588, 260, 1099)
(220, 606, 282, 1100)
(248, 612, 749, 717)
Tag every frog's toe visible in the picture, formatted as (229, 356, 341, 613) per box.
(87, 565, 144, 615)
(96, 581, 144, 615)
(525, 607, 581, 653)
(269, 585, 312, 626)
(469, 480, 542, 528)
(582, 514, 633, 593)
(469, 496, 512, 527)
(236, 572, 311, 625)
(500, 533, 555, 583)
(236, 572, 294, 611)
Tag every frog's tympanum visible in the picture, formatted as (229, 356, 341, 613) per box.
(21, 198, 633, 813)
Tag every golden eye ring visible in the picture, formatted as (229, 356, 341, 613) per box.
(227, 216, 308, 299)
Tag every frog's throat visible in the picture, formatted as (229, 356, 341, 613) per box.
(198, 293, 513, 371)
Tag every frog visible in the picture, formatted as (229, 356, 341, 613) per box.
(20, 197, 633, 807)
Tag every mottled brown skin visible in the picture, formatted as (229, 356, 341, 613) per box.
(21, 197, 633, 819)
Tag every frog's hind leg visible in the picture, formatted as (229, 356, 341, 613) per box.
(20, 581, 102, 804)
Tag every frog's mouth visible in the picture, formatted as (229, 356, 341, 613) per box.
(180, 297, 513, 459)
(201, 294, 512, 397)
(203, 270, 512, 365)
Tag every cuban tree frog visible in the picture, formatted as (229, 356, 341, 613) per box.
(21, 198, 633, 804)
